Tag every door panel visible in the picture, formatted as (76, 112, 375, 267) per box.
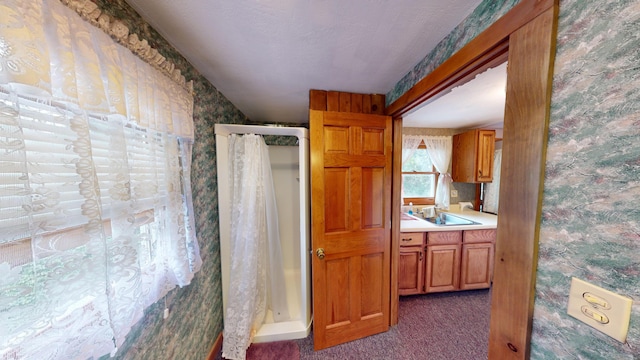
(324, 168, 349, 232)
(311, 109, 392, 350)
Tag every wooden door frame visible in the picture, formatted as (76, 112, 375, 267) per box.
(387, 0, 558, 359)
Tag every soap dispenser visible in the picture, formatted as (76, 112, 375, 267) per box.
(408, 202, 413, 215)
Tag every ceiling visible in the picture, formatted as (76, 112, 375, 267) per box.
(124, 0, 501, 127)
(403, 62, 507, 129)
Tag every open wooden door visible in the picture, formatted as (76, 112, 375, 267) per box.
(310, 108, 392, 350)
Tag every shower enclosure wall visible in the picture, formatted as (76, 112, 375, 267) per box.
(214, 124, 311, 343)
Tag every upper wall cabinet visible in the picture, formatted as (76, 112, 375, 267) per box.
(452, 129, 495, 183)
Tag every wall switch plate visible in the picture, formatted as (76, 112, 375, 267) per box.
(567, 277, 633, 342)
(450, 190, 458, 197)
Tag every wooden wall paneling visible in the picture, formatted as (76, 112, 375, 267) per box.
(327, 91, 340, 111)
(363, 95, 372, 114)
(351, 93, 363, 113)
(310, 89, 328, 111)
(310, 90, 386, 115)
(339, 92, 352, 112)
(371, 94, 385, 115)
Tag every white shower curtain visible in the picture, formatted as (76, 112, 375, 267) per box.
(222, 134, 290, 360)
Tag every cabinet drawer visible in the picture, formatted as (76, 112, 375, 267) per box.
(399, 232, 425, 246)
(427, 231, 461, 245)
(463, 229, 497, 243)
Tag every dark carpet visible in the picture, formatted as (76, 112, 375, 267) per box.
(296, 289, 491, 360)
(217, 289, 490, 360)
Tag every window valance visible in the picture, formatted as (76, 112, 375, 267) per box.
(0, 0, 194, 139)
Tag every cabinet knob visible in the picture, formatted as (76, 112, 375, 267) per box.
(316, 248, 325, 260)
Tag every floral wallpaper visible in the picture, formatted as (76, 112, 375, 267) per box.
(390, 0, 639, 358)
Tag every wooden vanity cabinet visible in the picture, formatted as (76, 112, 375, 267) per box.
(425, 231, 461, 293)
(398, 232, 425, 295)
(452, 129, 495, 183)
(399, 229, 496, 295)
(460, 229, 496, 290)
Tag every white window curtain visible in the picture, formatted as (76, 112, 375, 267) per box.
(402, 135, 423, 163)
(483, 148, 502, 214)
(222, 134, 289, 360)
(0, 0, 201, 359)
(424, 136, 453, 209)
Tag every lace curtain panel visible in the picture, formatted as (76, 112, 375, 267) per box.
(222, 134, 289, 360)
(0, 0, 201, 358)
(424, 136, 452, 209)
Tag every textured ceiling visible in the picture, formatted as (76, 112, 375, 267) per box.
(125, 0, 491, 125)
(403, 62, 507, 129)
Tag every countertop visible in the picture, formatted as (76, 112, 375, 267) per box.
(401, 208, 498, 232)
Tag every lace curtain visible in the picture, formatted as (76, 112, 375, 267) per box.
(0, 0, 201, 358)
(222, 134, 289, 360)
(402, 135, 453, 209)
(424, 136, 453, 209)
(483, 148, 502, 214)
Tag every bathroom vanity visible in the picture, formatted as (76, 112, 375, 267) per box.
(399, 209, 497, 296)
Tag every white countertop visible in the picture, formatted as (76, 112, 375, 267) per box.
(401, 208, 498, 232)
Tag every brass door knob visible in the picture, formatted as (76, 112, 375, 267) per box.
(316, 248, 325, 260)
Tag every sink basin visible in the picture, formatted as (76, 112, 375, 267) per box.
(424, 213, 480, 226)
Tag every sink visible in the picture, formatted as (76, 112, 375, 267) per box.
(423, 213, 480, 226)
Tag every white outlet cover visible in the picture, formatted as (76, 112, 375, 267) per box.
(567, 277, 633, 343)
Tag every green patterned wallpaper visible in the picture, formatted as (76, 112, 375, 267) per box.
(390, 0, 639, 358)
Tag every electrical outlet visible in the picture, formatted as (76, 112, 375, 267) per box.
(567, 277, 632, 342)
(450, 189, 458, 198)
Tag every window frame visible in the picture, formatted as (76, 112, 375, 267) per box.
(402, 140, 438, 205)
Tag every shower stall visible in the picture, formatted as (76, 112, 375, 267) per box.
(214, 124, 311, 343)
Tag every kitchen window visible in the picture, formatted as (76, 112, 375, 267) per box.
(402, 142, 438, 205)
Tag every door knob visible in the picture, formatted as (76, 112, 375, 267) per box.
(316, 248, 325, 260)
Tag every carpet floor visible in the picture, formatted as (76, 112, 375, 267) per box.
(218, 289, 491, 360)
(296, 289, 491, 360)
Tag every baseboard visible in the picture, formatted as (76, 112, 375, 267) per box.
(206, 332, 223, 360)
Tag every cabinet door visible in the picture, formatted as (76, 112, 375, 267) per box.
(399, 246, 424, 295)
(425, 244, 460, 293)
(460, 243, 494, 290)
(476, 130, 495, 182)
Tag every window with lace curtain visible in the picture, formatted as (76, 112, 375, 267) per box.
(402, 142, 438, 205)
(0, 0, 201, 358)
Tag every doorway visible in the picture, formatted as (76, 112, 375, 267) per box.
(387, 0, 558, 358)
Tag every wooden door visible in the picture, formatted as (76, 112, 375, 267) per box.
(476, 130, 495, 182)
(310, 109, 392, 350)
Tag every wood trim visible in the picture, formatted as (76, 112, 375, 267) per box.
(489, 5, 558, 359)
(390, 117, 403, 325)
(386, 0, 558, 358)
(206, 332, 223, 360)
(385, 0, 554, 118)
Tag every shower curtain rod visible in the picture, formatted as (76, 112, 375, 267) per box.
(214, 124, 309, 140)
